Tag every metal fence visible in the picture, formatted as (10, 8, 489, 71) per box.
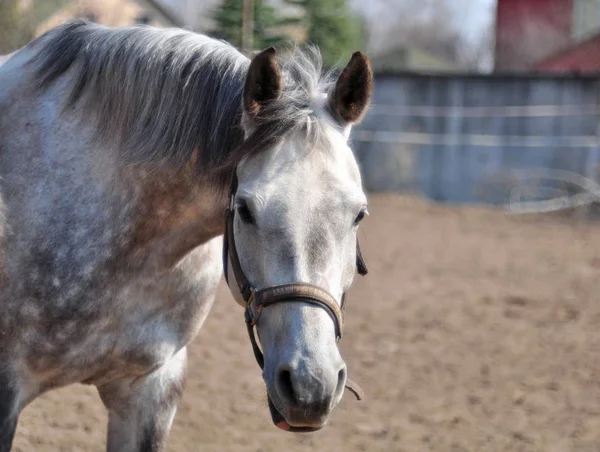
(352, 72, 600, 206)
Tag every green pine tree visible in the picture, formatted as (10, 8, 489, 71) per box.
(212, 0, 288, 50)
(283, 0, 366, 68)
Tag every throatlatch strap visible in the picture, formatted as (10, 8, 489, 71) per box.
(245, 309, 265, 369)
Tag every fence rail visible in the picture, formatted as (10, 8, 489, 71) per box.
(353, 130, 598, 148)
(367, 104, 599, 118)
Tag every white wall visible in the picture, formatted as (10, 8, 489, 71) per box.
(572, 0, 600, 40)
(156, 0, 220, 32)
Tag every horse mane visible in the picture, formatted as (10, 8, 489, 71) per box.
(28, 20, 337, 184)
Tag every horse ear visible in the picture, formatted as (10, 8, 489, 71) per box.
(243, 47, 282, 117)
(328, 51, 373, 125)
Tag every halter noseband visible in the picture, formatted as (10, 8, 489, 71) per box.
(222, 171, 367, 401)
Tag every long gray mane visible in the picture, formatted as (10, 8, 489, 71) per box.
(28, 20, 336, 183)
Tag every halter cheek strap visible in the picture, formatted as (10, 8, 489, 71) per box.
(222, 171, 368, 401)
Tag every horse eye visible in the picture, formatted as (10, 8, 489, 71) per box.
(237, 201, 254, 224)
(354, 209, 368, 225)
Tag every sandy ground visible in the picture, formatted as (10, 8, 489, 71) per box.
(11, 194, 600, 452)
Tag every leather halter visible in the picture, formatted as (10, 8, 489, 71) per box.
(222, 171, 368, 401)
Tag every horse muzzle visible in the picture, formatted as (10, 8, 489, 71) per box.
(263, 352, 347, 432)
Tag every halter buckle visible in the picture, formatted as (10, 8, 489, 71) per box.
(242, 284, 255, 305)
(244, 294, 263, 328)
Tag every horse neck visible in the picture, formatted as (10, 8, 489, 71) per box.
(118, 156, 233, 273)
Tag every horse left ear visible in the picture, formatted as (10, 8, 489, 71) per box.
(328, 51, 373, 125)
(243, 47, 283, 118)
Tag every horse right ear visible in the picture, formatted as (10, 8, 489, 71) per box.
(243, 47, 282, 118)
(328, 51, 373, 125)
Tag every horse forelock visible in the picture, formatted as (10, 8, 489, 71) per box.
(27, 20, 339, 190)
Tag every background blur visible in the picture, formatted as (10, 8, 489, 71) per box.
(3, 1, 600, 451)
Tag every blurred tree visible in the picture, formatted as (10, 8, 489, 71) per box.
(0, 0, 70, 54)
(361, 0, 494, 72)
(212, 0, 288, 49)
(283, 0, 366, 68)
(0, 0, 30, 54)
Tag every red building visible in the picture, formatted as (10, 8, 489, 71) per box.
(535, 29, 600, 71)
(494, 0, 600, 72)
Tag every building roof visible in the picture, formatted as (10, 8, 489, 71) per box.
(535, 29, 600, 72)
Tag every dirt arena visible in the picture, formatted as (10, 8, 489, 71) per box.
(12, 194, 600, 451)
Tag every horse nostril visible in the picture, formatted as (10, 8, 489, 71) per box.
(276, 369, 296, 404)
(336, 365, 347, 397)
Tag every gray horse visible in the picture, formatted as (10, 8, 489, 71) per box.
(0, 20, 372, 451)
